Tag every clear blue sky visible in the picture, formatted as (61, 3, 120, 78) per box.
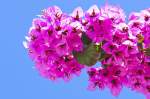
(1, 0, 150, 99)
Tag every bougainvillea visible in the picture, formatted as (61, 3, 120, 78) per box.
(23, 5, 150, 99)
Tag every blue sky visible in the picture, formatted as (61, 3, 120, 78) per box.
(1, 0, 150, 99)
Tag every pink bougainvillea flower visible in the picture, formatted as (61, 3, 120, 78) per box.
(85, 18, 113, 43)
(24, 6, 85, 81)
(100, 5, 126, 23)
(71, 7, 84, 21)
(24, 5, 150, 99)
(66, 32, 83, 51)
(85, 5, 100, 18)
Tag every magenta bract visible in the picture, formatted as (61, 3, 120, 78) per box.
(24, 5, 150, 99)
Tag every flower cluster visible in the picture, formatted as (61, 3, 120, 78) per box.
(24, 6, 84, 81)
(87, 6, 150, 99)
(24, 5, 150, 98)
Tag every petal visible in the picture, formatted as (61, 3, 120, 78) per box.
(25, 36, 31, 42)
(87, 5, 99, 15)
(129, 12, 140, 20)
(71, 7, 83, 18)
(23, 41, 28, 49)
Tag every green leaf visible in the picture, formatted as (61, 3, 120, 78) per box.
(73, 43, 101, 66)
(98, 49, 106, 61)
(144, 48, 150, 56)
(98, 49, 111, 61)
(81, 33, 92, 47)
(138, 42, 143, 52)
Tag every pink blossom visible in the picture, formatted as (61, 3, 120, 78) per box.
(24, 5, 150, 99)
